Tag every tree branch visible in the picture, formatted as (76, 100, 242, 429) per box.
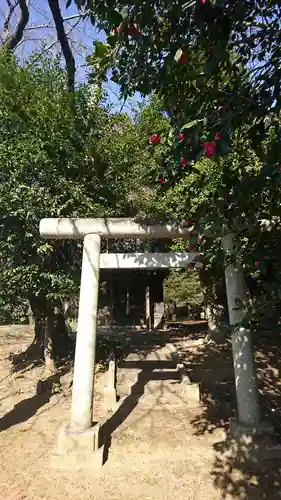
(25, 13, 87, 31)
(4, 0, 29, 50)
(3, 0, 19, 33)
(32, 20, 81, 63)
(47, 0, 75, 91)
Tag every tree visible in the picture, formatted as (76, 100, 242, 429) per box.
(72, 1, 281, 158)
(46, 0, 75, 91)
(1, 0, 87, 91)
(151, 125, 281, 334)
(0, 50, 167, 370)
(164, 269, 203, 314)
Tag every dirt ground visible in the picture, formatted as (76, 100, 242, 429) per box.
(1, 324, 281, 500)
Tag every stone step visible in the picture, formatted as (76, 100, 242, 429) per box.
(116, 380, 200, 409)
(124, 343, 177, 362)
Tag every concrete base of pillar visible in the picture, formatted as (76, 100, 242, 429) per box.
(228, 417, 281, 462)
(50, 446, 104, 469)
(229, 417, 274, 443)
(50, 423, 104, 469)
(228, 418, 281, 461)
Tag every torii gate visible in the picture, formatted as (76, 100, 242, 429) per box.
(40, 217, 265, 466)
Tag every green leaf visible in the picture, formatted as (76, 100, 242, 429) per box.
(93, 40, 110, 58)
(182, 0, 196, 10)
(218, 141, 231, 154)
(204, 57, 218, 75)
(234, 298, 244, 308)
(120, 6, 129, 20)
(180, 120, 203, 132)
(241, 317, 250, 329)
(108, 9, 123, 25)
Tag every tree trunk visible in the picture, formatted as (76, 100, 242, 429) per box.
(52, 307, 74, 358)
(4, 0, 29, 50)
(29, 296, 73, 366)
(199, 268, 229, 344)
(47, 0, 75, 91)
(27, 301, 35, 326)
(44, 313, 55, 373)
(29, 295, 46, 358)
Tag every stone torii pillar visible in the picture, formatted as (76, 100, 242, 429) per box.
(222, 233, 273, 443)
(71, 233, 101, 431)
(39, 217, 198, 467)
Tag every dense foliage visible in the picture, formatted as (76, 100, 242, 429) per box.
(3, 0, 281, 337)
(0, 51, 187, 331)
(164, 270, 203, 314)
(0, 51, 167, 327)
(65, 0, 281, 330)
(68, 1, 281, 171)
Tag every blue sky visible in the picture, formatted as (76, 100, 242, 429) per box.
(0, 0, 143, 112)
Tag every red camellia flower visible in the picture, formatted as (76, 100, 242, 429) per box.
(255, 261, 260, 268)
(188, 244, 196, 251)
(202, 0, 207, 4)
(203, 141, 216, 159)
(215, 132, 221, 141)
(159, 177, 165, 183)
(179, 52, 188, 64)
(180, 157, 188, 167)
(174, 49, 188, 65)
(117, 24, 122, 33)
(149, 135, 161, 145)
(179, 132, 185, 141)
(127, 23, 140, 37)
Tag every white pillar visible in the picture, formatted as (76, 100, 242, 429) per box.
(145, 285, 152, 330)
(126, 287, 130, 315)
(104, 351, 117, 409)
(70, 233, 101, 432)
(223, 233, 260, 426)
(154, 301, 164, 329)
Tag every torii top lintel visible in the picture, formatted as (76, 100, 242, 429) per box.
(39, 218, 193, 240)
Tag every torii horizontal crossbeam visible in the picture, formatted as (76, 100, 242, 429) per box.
(99, 252, 202, 269)
(39, 217, 193, 240)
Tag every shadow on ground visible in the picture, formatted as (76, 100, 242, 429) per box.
(4, 322, 281, 497)
(0, 365, 71, 432)
(9, 327, 171, 372)
(101, 359, 180, 435)
(174, 323, 281, 499)
(2, 327, 171, 434)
